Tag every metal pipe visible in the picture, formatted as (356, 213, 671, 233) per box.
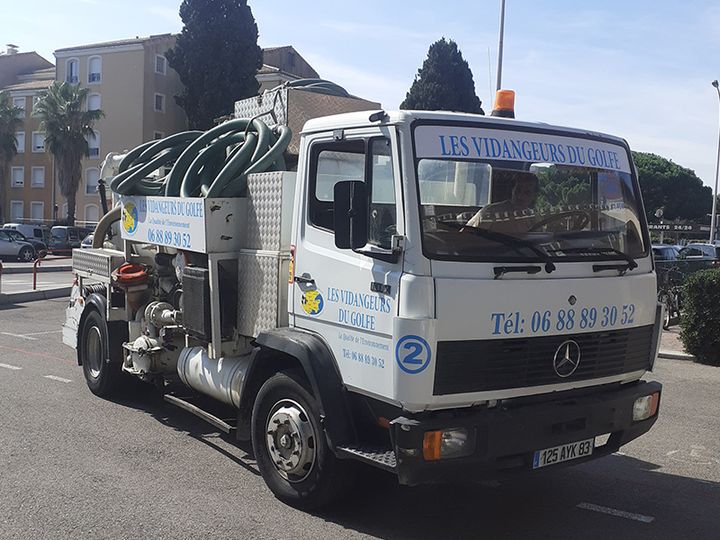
(177, 347, 251, 408)
(710, 80, 720, 244)
(496, 0, 506, 91)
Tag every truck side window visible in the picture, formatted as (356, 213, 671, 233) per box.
(368, 138, 396, 249)
(310, 139, 365, 231)
(309, 137, 396, 248)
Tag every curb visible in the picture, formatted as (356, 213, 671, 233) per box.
(0, 287, 71, 306)
(1, 265, 72, 275)
(658, 349, 695, 361)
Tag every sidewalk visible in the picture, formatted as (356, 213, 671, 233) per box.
(0, 264, 72, 305)
(659, 326, 695, 361)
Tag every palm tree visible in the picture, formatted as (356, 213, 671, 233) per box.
(0, 91, 23, 224)
(33, 82, 103, 224)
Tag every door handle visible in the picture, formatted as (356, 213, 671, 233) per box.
(294, 275, 315, 285)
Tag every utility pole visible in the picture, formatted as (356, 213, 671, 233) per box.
(496, 0, 506, 91)
(710, 80, 720, 243)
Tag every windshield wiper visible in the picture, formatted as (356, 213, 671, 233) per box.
(547, 247, 638, 275)
(493, 265, 542, 279)
(454, 223, 556, 273)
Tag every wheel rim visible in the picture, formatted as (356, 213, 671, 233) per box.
(85, 325, 103, 379)
(265, 398, 316, 483)
(20, 249, 33, 261)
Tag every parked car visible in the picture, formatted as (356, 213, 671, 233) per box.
(49, 226, 90, 253)
(2, 223, 50, 244)
(80, 234, 94, 248)
(0, 229, 36, 262)
(3, 229, 47, 254)
(652, 244, 680, 261)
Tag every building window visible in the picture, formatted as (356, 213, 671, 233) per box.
(85, 167, 100, 195)
(155, 55, 167, 75)
(15, 132, 24, 153)
(12, 96, 25, 116)
(88, 56, 102, 84)
(153, 131, 164, 140)
(32, 132, 45, 152)
(154, 93, 165, 113)
(30, 202, 44, 221)
(88, 131, 100, 157)
(11, 167, 24, 187)
(85, 204, 100, 223)
(87, 93, 101, 111)
(31, 166, 45, 188)
(10, 201, 23, 221)
(66, 59, 79, 84)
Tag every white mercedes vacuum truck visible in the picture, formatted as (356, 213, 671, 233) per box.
(64, 83, 662, 508)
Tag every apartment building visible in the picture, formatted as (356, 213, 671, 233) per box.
(54, 34, 187, 225)
(0, 47, 55, 224)
(257, 46, 319, 92)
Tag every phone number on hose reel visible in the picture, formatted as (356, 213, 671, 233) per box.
(490, 304, 636, 336)
(146, 227, 192, 249)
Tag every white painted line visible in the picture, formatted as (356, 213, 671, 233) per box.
(43, 375, 72, 384)
(0, 332, 38, 341)
(577, 503, 654, 523)
(24, 330, 62, 336)
(0, 363, 22, 370)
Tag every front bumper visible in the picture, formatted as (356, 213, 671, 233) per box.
(390, 380, 661, 486)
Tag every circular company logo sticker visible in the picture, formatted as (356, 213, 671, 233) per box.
(122, 202, 139, 235)
(301, 290, 324, 316)
(395, 335, 431, 374)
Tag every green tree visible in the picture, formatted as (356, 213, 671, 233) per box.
(633, 151, 712, 222)
(166, 0, 263, 130)
(0, 91, 23, 224)
(400, 38, 484, 114)
(33, 82, 104, 225)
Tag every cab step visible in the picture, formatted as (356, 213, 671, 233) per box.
(163, 394, 236, 435)
(336, 445, 397, 472)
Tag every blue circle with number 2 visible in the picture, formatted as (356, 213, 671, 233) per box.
(395, 335, 432, 374)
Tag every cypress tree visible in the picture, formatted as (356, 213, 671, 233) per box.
(401, 38, 484, 114)
(166, 0, 263, 130)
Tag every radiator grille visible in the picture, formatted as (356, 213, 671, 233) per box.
(433, 325, 654, 395)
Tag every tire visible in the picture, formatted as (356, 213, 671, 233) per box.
(18, 246, 34, 262)
(78, 308, 128, 397)
(251, 371, 354, 509)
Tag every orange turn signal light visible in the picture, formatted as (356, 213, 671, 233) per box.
(423, 430, 443, 461)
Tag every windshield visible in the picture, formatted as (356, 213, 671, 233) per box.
(413, 124, 646, 263)
(52, 229, 67, 239)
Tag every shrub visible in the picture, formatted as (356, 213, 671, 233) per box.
(679, 268, 720, 365)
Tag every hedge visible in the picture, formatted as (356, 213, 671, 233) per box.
(679, 268, 720, 365)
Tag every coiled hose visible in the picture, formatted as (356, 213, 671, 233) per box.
(110, 117, 290, 198)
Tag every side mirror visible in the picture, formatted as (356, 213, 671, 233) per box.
(333, 180, 368, 249)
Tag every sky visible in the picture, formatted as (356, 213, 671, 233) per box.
(4, 0, 720, 189)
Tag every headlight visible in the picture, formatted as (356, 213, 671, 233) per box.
(633, 392, 660, 422)
(423, 428, 474, 460)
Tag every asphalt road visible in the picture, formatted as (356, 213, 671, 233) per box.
(0, 299, 718, 540)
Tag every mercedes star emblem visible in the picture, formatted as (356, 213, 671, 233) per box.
(553, 340, 581, 377)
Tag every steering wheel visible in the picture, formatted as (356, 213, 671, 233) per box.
(529, 211, 590, 232)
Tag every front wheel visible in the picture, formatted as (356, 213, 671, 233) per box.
(658, 293, 672, 330)
(79, 309, 128, 397)
(251, 371, 354, 509)
(18, 246, 34, 262)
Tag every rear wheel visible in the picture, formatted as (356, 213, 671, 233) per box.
(251, 371, 354, 509)
(659, 293, 672, 330)
(79, 309, 128, 397)
(18, 246, 34, 262)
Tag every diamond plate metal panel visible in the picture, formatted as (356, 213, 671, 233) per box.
(234, 87, 380, 155)
(72, 248, 125, 281)
(237, 251, 290, 337)
(245, 171, 295, 251)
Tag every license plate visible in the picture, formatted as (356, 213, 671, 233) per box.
(532, 438, 594, 469)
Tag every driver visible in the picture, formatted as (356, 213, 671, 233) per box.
(466, 171, 539, 234)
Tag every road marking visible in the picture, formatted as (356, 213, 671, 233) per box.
(24, 330, 62, 336)
(0, 363, 22, 370)
(43, 375, 72, 383)
(577, 503, 654, 523)
(0, 332, 38, 341)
